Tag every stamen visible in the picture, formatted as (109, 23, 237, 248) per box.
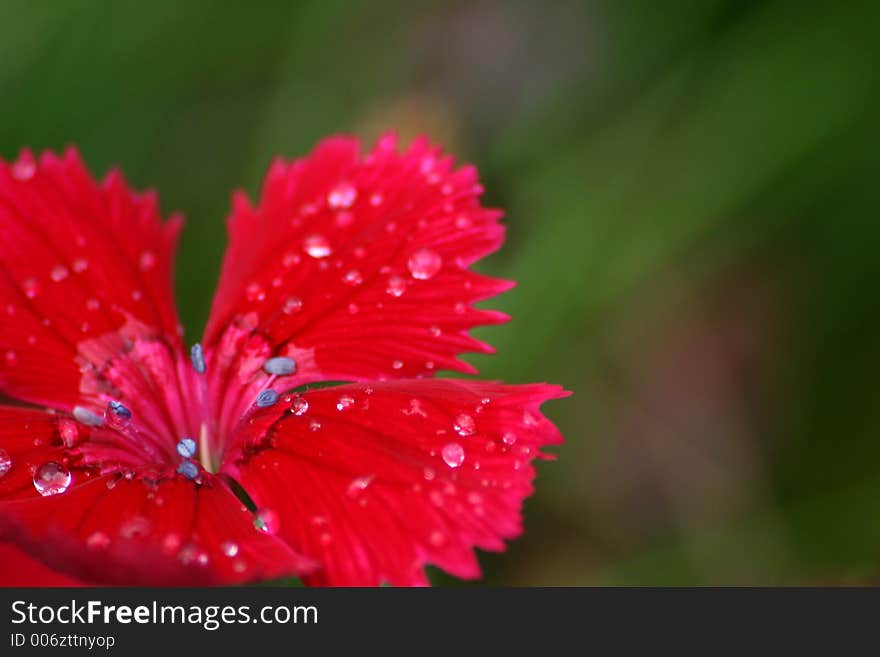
(73, 406, 104, 427)
(190, 343, 206, 374)
(176, 437, 197, 459)
(263, 356, 296, 376)
(107, 401, 131, 423)
(177, 459, 199, 480)
(256, 389, 279, 408)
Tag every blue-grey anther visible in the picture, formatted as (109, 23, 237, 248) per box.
(177, 459, 199, 480)
(73, 406, 104, 427)
(263, 356, 296, 376)
(190, 343, 206, 374)
(176, 437, 197, 459)
(256, 389, 279, 408)
(108, 400, 132, 421)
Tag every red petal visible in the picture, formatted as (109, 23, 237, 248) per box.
(202, 135, 512, 451)
(221, 380, 567, 586)
(0, 543, 84, 586)
(0, 405, 314, 585)
(0, 148, 185, 419)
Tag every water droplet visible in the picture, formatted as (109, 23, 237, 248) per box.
(342, 270, 363, 286)
(139, 251, 156, 271)
(291, 397, 309, 416)
(33, 462, 72, 496)
(346, 475, 374, 499)
(318, 532, 333, 547)
(369, 192, 384, 207)
(263, 356, 297, 376)
(309, 420, 322, 431)
(72, 258, 89, 273)
(22, 277, 40, 299)
(221, 541, 240, 558)
(429, 530, 447, 547)
(282, 296, 303, 315)
(303, 234, 332, 258)
(177, 459, 199, 480)
(246, 282, 266, 302)
(254, 508, 280, 535)
(327, 182, 357, 210)
(178, 543, 210, 567)
(57, 419, 80, 448)
(0, 449, 11, 478)
(423, 467, 436, 481)
(453, 413, 476, 437)
(392, 359, 404, 370)
(336, 395, 355, 411)
(86, 531, 111, 551)
(50, 265, 69, 282)
(502, 432, 518, 446)
(256, 389, 279, 408)
(4, 350, 17, 367)
(523, 410, 539, 426)
(407, 248, 443, 280)
(385, 276, 407, 297)
(441, 443, 465, 468)
(347, 303, 359, 315)
(177, 437, 197, 458)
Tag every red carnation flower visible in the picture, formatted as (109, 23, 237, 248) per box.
(0, 134, 567, 586)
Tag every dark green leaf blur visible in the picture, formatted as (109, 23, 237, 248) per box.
(3, 0, 878, 585)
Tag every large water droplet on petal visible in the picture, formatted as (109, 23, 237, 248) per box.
(254, 508, 280, 535)
(0, 449, 11, 478)
(385, 276, 407, 297)
(33, 462, 72, 496)
(303, 234, 332, 259)
(453, 413, 476, 437)
(407, 248, 443, 280)
(57, 419, 80, 448)
(441, 443, 465, 468)
(291, 397, 309, 416)
(327, 182, 357, 210)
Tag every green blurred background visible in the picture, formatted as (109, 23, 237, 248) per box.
(3, 0, 879, 585)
